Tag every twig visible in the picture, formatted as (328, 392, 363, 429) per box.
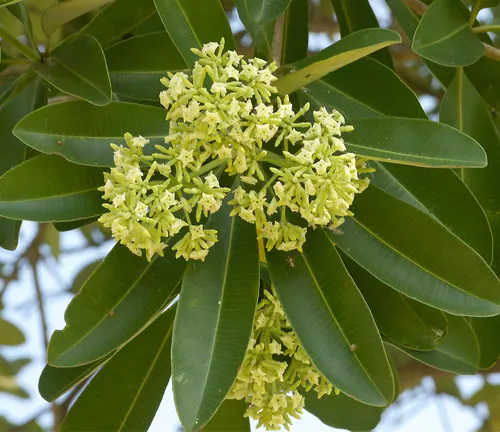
(272, 14, 285, 66)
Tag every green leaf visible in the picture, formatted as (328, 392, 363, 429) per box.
(239, 0, 290, 24)
(280, 0, 308, 65)
(391, 315, 480, 374)
(0, 0, 22, 7)
(60, 308, 175, 432)
(41, 0, 114, 37)
(105, 31, 186, 101)
(0, 318, 25, 345)
(304, 390, 384, 431)
(412, 0, 484, 67)
(32, 34, 111, 106)
(266, 228, 394, 407)
(0, 154, 104, 222)
(204, 399, 250, 432)
(275, 29, 401, 95)
(470, 315, 500, 369)
(70, 259, 102, 294)
(154, 0, 235, 67)
(471, 0, 500, 10)
(330, 0, 393, 68)
(342, 254, 447, 351)
(345, 117, 487, 168)
(8, 3, 37, 55)
(332, 186, 500, 317)
(39, 355, 112, 402)
(48, 244, 185, 367)
(13, 101, 170, 167)
(172, 198, 259, 431)
(53, 216, 100, 233)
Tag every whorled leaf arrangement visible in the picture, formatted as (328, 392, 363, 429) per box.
(98, 39, 372, 262)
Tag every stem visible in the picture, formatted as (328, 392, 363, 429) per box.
(484, 43, 500, 62)
(30, 262, 49, 350)
(473, 25, 500, 34)
(260, 150, 287, 168)
(469, 1, 481, 26)
(193, 158, 227, 177)
(260, 172, 280, 193)
(0, 24, 40, 62)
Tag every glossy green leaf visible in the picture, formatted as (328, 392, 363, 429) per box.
(304, 390, 384, 431)
(280, 0, 308, 65)
(8, 3, 37, 54)
(48, 244, 185, 367)
(332, 186, 500, 317)
(0, 155, 104, 222)
(0, 318, 25, 345)
(412, 0, 484, 67)
(345, 117, 487, 168)
(266, 228, 394, 407)
(204, 399, 250, 432)
(60, 308, 175, 432)
(342, 254, 447, 351)
(471, 0, 500, 11)
(238, 0, 290, 24)
(105, 31, 186, 101)
(470, 315, 500, 369)
(13, 101, 170, 167)
(39, 354, 112, 402)
(276, 29, 401, 95)
(154, 0, 235, 67)
(391, 315, 480, 374)
(53, 216, 100, 233)
(173, 198, 259, 431)
(70, 259, 102, 294)
(330, 0, 392, 68)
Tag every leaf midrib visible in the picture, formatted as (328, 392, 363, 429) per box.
(0, 187, 100, 203)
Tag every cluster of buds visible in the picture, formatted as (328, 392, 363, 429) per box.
(227, 289, 335, 431)
(99, 39, 371, 261)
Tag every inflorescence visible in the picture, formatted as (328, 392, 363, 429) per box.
(98, 39, 371, 262)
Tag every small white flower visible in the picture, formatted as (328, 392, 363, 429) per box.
(160, 190, 178, 207)
(134, 201, 148, 217)
(215, 145, 232, 159)
(205, 110, 221, 126)
(286, 129, 303, 145)
(126, 167, 143, 183)
(202, 41, 219, 54)
(182, 100, 200, 122)
(239, 207, 256, 223)
(210, 82, 227, 96)
(112, 193, 126, 207)
(178, 149, 194, 167)
(132, 135, 149, 148)
(205, 173, 220, 189)
(170, 218, 187, 235)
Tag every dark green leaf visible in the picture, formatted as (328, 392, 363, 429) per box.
(0, 155, 104, 222)
(60, 308, 175, 432)
(154, 0, 235, 67)
(239, 0, 290, 24)
(105, 31, 186, 101)
(280, 0, 308, 65)
(471, 0, 500, 10)
(266, 228, 394, 407)
(0, 318, 25, 345)
(332, 186, 500, 316)
(13, 101, 170, 167)
(70, 259, 102, 294)
(48, 244, 185, 367)
(345, 117, 487, 168)
(54, 216, 100, 232)
(204, 399, 250, 432)
(7, 3, 37, 54)
(412, 0, 484, 67)
(470, 315, 500, 369)
(173, 198, 259, 430)
(235, 2, 275, 59)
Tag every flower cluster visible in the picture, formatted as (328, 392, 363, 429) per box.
(227, 289, 335, 431)
(99, 39, 371, 261)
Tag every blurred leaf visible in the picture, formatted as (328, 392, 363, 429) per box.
(105, 31, 186, 101)
(204, 399, 250, 432)
(173, 198, 259, 431)
(0, 0, 22, 7)
(0, 375, 29, 398)
(0, 356, 30, 376)
(0, 318, 24, 345)
(43, 223, 60, 260)
(304, 390, 384, 431)
(154, 0, 235, 67)
(60, 308, 175, 432)
(471, 0, 500, 9)
(342, 255, 447, 351)
(470, 315, 500, 369)
(33, 34, 111, 106)
(433, 376, 461, 398)
(42, 0, 113, 37)
(237, 0, 290, 24)
(0, 154, 104, 222)
(280, 0, 308, 65)
(276, 29, 401, 95)
(13, 101, 170, 167)
(71, 259, 102, 294)
(7, 3, 37, 54)
(412, 0, 484, 66)
(345, 117, 487, 168)
(48, 244, 185, 367)
(330, 0, 393, 68)
(331, 186, 500, 317)
(266, 228, 394, 407)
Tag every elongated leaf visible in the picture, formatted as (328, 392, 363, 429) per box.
(330, 0, 392, 68)
(13, 101, 170, 167)
(33, 34, 111, 106)
(204, 399, 250, 432)
(60, 308, 175, 432)
(235, 2, 275, 59)
(39, 354, 112, 402)
(42, 0, 114, 37)
(239, 0, 290, 24)
(105, 32, 186, 101)
(345, 117, 487, 168)
(470, 315, 500, 369)
(0, 0, 21, 7)
(391, 315, 480, 374)
(48, 244, 185, 367)
(8, 3, 37, 55)
(0, 318, 25, 345)
(266, 228, 394, 407)
(173, 198, 259, 431)
(154, 0, 235, 67)
(53, 217, 100, 233)
(332, 186, 500, 317)
(342, 254, 447, 351)
(412, 0, 484, 66)
(0, 155, 104, 222)
(304, 390, 384, 431)
(275, 29, 401, 95)
(281, 0, 308, 65)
